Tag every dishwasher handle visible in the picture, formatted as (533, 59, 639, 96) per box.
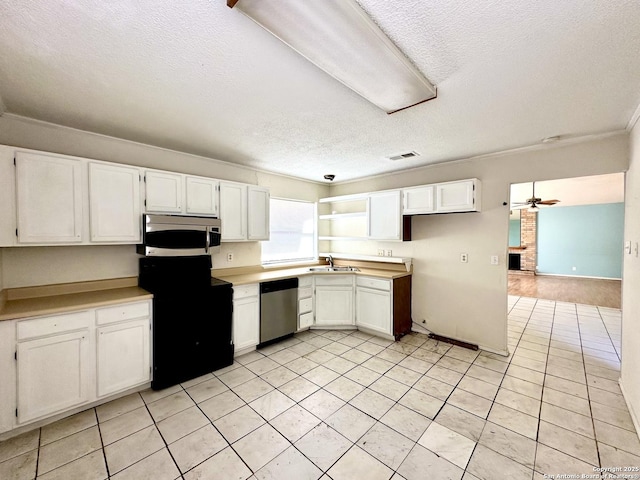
(260, 278, 299, 294)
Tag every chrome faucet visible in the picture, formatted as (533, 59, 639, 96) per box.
(327, 255, 334, 268)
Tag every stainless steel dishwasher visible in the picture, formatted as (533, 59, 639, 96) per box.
(259, 278, 299, 346)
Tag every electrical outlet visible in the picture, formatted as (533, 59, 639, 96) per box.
(227, 253, 234, 262)
(378, 249, 384, 256)
(490, 255, 499, 265)
(460, 253, 468, 263)
(386, 250, 392, 257)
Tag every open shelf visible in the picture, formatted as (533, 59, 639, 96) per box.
(318, 212, 366, 220)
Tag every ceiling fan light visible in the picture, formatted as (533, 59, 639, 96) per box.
(227, 0, 437, 114)
(528, 204, 539, 213)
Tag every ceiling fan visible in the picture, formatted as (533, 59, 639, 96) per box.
(511, 181, 560, 212)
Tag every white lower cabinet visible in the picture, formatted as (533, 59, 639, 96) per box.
(355, 277, 392, 336)
(7, 300, 152, 431)
(96, 302, 150, 398)
(233, 284, 260, 353)
(17, 323, 92, 424)
(314, 276, 354, 326)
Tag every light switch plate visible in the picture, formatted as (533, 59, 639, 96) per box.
(490, 255, 499, 265)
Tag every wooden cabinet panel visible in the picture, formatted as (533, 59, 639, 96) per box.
(233, 295, 259, 351)
(220, 182, 247, 241)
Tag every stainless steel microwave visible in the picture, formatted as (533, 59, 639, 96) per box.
(137, 214, 221, 256)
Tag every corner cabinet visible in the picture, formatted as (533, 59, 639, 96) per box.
(314, 276, 355, 326)
(15, 152, 84, 244)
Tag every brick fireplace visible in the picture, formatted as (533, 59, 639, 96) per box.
(509, 209, 537, 275)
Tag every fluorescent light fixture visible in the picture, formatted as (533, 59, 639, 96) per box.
(227, 0, 437, 114)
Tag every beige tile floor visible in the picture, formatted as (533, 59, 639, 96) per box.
(1, 295, 637, 480)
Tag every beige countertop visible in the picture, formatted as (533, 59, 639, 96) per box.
(0, 278, 152, 322)
(213, 263, 412, 286)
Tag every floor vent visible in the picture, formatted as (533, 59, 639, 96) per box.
(387, 151, 420, 161)
(428, 333, 478, 351)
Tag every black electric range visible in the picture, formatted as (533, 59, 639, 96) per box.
(139, 255, 233, 390)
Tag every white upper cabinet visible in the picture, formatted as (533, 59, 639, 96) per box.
(144, 170, 183, 213)
(247, 186, 270, 241)
(436, 179, 479, 212)
(185, 176, 219, 216)
(15, 152, 84, 244)
(220, 182, 247, 241)
(89, 163, 141, 242)
(367, 190, 402, 240)
(403, 185, 435, 215)
(220, 182, 270, 242)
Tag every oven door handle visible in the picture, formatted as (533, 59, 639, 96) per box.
(205, 228, 211, 254)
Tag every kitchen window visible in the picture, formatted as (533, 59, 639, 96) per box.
(262, 198, 317, 265)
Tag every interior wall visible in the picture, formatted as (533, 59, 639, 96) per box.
(621, 120, 640, 434)
(537, 203, 624, 279)
(0, 114, 330, 287)
(329, 134, 629, 354)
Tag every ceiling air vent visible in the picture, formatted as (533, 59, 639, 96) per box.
(387, 151, 420, 161)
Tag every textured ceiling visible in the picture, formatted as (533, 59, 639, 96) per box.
(0, 1, 639, 182)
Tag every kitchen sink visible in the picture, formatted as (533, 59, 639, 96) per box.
(308, 266, 360, 272)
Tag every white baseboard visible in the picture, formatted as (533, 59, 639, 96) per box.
(619, 378, 640, 442)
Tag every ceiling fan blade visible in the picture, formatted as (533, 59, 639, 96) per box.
(511, 204, 531, 210)
(538, 200, 560, 205)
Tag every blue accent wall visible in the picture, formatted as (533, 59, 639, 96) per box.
(509, 219, 521, 246)
(537, 203, 624, 279)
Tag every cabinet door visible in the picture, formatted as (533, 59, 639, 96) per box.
(367, 190, 402, 240)
(15, 152, 83, 244)
(97, 319, 150, 397)
(403, 185, 435, 215)
(17, 330, 91, 423)
(247, 186, 270, 241)
(220, 182, 247, 241)
(436, 180, 476, 212)
(233, 296, 259, 351)
(145, 171, 183, 213)
(186, 176, 219, 216)
(315, 286, 354, 326)
(356, 287, 392, 335)
(89, 163, 141, 242)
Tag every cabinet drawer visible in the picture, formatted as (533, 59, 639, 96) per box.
(298, 286, 312, 300)
(299, 311, 313, 329)
(299, 297, 313, 314)
(314, 275, 354, 286)
(96, 301, 150, 326)
(17, 310, 93, 340)
(298, 276, 313, 288)
(356, 276, 391, 291)
(233, 284, 259, 299)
